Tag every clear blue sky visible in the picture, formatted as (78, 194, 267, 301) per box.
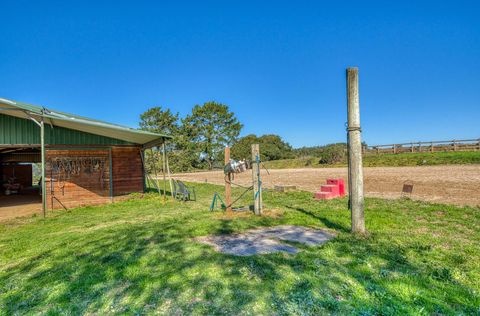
(1, 1, 479, 147)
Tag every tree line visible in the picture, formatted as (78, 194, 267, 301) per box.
(139, 101, 356, 173)
(139, 101, 294, 172)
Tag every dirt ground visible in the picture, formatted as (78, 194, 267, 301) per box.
(174, 165, 480, 207)
(0, 194, 42, 222)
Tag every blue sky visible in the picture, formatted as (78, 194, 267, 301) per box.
(1, 1, 479, 147)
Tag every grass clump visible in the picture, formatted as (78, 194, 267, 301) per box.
(0, 183, 479, 314)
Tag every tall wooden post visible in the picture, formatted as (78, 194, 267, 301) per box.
(224, 147, 232, 214)
(40, 116, 47, 217)
(251, 144, 262, 215)
(347, 67, 365, 234)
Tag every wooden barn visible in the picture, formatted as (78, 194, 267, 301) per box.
(0, 98, 169, 218)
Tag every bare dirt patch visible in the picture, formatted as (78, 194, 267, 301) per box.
(175, 165, 480, 207)
(0, 194, 42, 222)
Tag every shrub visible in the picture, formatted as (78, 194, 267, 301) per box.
(317, 144, 347, 164)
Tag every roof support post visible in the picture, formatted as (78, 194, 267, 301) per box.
(149, 148, 162, 195)
(140, 149, 147, 192)
(109, 148, 113, 203)
(40, 116, 47, 217)
(162, 143, 167, 203)
(164, 142, 174, 200)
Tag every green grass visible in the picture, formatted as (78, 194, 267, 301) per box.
(264, 151, 480, 169)
(1, 183, 479, 315)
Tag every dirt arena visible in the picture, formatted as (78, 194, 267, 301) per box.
(174, 165, 480, 207)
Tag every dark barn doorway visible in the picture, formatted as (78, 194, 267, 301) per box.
(0, 146, 42, 221)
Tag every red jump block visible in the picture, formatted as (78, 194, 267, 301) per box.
(314, 178, 346, 200)
(314, 191, 336, 200)
(320, 184, 340, 195)
(326, 178, 345, 196)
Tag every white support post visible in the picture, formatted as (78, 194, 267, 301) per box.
(149, 148, 161, 195)
(162, 143, 167, 203)
(164, 141, 174, 199)
(40, 116, 47, 217)
(347, 67, 365, 234)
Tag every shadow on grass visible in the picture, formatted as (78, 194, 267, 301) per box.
(285, 205, 350, 233)
(1, 203, 478, 314)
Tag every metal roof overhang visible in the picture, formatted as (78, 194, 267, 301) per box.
(0, 98, 171, 147)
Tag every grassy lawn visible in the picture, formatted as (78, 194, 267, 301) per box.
(265, 151, 480, 169)
(1, 183, 479, 315)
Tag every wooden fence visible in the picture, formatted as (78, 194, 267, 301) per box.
(364, 139, 480, 155)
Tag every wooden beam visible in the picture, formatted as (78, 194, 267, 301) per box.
(142, 137, 170, 150)
(224, 146, 232, 214)
(251, 144, 262, 215)
(347, 67, 365, 234)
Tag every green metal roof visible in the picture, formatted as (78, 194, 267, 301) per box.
(0, 114, 132, 146)
(0, 97, 170, 146)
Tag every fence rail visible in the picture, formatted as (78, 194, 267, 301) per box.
(365, 138, 480, 155)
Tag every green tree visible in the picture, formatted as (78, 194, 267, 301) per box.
(294, 143, 347, 164)
(139, 106, 179, 135)
(231, 134, 259, 160)
(182, 101, 242, 169)
(231, 134, 294, 161)
(139, 106, 193, 173)
(259, 134, 294, 160)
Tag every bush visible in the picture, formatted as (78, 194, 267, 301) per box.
(317, 144, 347, 164)
(231, 134, 294, 161)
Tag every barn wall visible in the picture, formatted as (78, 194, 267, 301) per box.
(111, 146, 144, 196)
(45, 146, 144, 210)
(46, 149, 111, 209)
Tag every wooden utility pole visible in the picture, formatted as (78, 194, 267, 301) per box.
(251, 144, 262, 215)
(347, 67, 365, 234)
(224, 146, 232, 214)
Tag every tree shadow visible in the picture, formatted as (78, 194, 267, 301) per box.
(1, 199, 477, 314)
(285, 205, 350, 233)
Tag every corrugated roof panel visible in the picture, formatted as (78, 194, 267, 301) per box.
(0, 97, 170, 145)
(0, 114, 133, 145)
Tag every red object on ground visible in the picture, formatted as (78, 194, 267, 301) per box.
(320, 184, 340, 195)
(314, 178, 346, 200)
(326, 178, 345, 196)
(314, 192, 336, 200)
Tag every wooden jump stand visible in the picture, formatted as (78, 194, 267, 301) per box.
(214, 144, 263, 215)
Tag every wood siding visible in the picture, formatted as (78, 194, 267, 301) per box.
(45, 146, 144, 210)
(46, 149, 111, 209)
(112, 146, 144, 196)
